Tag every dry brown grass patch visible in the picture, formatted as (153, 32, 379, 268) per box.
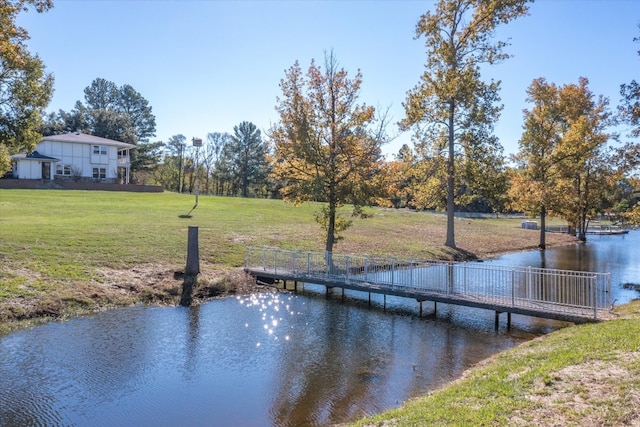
(512, 352, 640, 426)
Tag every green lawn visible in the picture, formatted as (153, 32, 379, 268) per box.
(1, 190, 317, 270)
(0, 189, 576, 331)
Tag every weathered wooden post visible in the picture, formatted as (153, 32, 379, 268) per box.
(180, 226, 200, 306)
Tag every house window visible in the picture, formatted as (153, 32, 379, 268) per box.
(92, 167, 106, 179)
(56, 164, 72, 176)
(93, 145, 107, 155)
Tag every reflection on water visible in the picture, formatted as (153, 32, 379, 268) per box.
(481, 229, 640, 305)
(1, 231, 637, 426)
(0, 294, 523, 426)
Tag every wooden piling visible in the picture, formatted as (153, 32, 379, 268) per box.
(180, 226, 200, 307)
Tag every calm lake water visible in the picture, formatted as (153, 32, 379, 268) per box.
(482, 228, 640, 306)
(1, 231, 638, 427)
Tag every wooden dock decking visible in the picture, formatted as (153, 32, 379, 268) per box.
(244, 248, 612, 329)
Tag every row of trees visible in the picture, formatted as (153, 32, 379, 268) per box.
(2, 0, 639, 255)
(510, 78, 635, 246)
(155, 122, 270, 198)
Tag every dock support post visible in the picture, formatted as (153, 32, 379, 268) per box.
(495, 311, 500, 331)
(341, 287, 345, 302)
(368, 293, 371, 307)
(180, 226, 200, 307)
(434, 301, 437, 316)
(384, 294, 387, 311)
(507, 312, 511, 331)
(419, 301, 423, 318)
(294, 281, 298, 292)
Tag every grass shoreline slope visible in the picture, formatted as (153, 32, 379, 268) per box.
(354, 300, 640, 426)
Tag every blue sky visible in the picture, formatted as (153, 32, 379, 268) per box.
(18, 0, 640, 158)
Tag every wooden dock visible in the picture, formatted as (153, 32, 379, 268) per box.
(244, 247, 612, 329)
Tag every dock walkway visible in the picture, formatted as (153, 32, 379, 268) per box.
(244, 247, 612, 328)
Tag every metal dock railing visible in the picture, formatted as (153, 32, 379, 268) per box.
(245, 247, 611, 326)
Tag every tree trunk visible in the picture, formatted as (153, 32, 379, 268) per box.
(576, 174, 588, 242)
(445, 101, 456, 248)
(325, 200, 336, 254)
(539, 205, 546, 250)
(242, 172, 248, 197)
(187, 170, 194, 194)
(177, 155, 183, 193)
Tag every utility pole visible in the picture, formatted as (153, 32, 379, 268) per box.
(192, 137, 202, 208)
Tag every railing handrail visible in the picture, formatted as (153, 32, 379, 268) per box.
(245, 246, 608, 277)
(244, 246, 611, 318)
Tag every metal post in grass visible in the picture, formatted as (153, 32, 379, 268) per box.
(180, 226, 200, 307)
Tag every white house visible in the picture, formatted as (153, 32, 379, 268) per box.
(11, 133, 134, 184)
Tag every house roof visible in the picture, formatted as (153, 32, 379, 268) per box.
(11, 151, 61, 162)
(42, 132, 136, 149)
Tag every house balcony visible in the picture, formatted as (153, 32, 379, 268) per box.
(117, 155, 131, 167)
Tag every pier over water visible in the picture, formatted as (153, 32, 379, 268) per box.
(245, 247, 612, 329)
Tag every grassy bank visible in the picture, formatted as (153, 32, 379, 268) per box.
(0, 189, 576, 333)
(355, 300, 640, 426)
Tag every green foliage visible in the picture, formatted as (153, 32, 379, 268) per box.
(202, 132, 234, 196)
(0, 188, 582, 335)
(0, 0, 54, 152)
(619, 25, 640, 138)
(160, 134, 187, 192)
(227, 121, 270, 197)
(619, 80, 640, 138)
(0, 144, 11, 176)
(41, 77, 158, 179)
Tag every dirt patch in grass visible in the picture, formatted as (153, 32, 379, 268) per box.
(512, 353, 640, 426)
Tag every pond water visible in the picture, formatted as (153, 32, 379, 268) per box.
(480, 229, 640, 306)
(1, 231, 638, 426)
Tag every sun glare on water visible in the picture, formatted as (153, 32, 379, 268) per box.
(236, 293, 301, 347)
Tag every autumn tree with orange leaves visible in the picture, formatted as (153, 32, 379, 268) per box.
(270, 51, 387, 253)
(511, 77, 638, 244)
(509, 78, 566, 249)
(401, 0, 531, 249)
